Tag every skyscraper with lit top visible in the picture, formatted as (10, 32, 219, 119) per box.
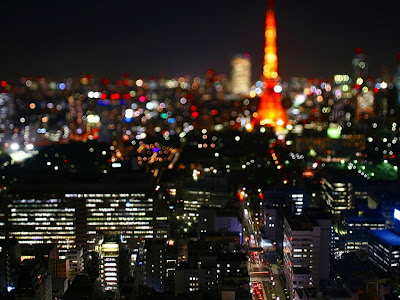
(231, 53, 252, 95)
(352, 48, 368, 83)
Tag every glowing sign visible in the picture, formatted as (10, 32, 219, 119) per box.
(394, 209, 400, 221)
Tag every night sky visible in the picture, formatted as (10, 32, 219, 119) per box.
(2, 0, 400, 82)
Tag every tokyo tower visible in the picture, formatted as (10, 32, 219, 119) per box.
(252, 0, 288, 132)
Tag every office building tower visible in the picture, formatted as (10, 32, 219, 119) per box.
(67, 192, 157, 251)
(197, 207, 242, 236)
(66, 249, 84, 281)
(135, 239, 177, 293)
(352, 48, 368, 82)
(7, 198, 76, 255)
(231, 54, 251, 95)
(342, 209, 386, 252)
(368, 208, 400, 272)
(283, 210, 331, 296)
(0, 238, 20, 296)
(321, 171, 354, 217)
(0, 93, 15, 141)
(96, 235, 120, 293)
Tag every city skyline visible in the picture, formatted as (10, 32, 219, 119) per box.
(1, 0, 400, 81)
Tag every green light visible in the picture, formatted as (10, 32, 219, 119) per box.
(327, 127, 341, 139)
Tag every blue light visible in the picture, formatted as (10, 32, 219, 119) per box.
(97, 100, 110, 106)
(58, 83, 66, 90)
(168, 118, 176, 124)
(124, 117, 133, 123)
(152, 147, 160, 153)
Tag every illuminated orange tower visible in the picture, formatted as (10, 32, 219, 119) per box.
(252, 0, 288, 132)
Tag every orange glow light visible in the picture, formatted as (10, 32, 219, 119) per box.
(252, 0, 288, 132)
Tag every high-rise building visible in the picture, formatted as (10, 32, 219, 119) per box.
(368, 208, 400, 272)
(96, 235, 120, 293)
(4, 172, 168, 254)
(321, 171, 354, 217)
(135, 239, 177, 293)
(0, 93, 15, 142)
(7, 198, 76, 254)
(352, 48, 368, 83)
(395, 53, 400, 106)
(252, 0, 287, 132)
(283, 210, 331, 296)
(67, 192, 157, 250)
(66, 248, 84, 281)
(342, 209, 386, 252)
(231, 54, 251, 95)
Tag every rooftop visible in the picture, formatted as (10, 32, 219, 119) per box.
(370, 229, 400, 246)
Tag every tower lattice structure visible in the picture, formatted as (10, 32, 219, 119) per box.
(252, 0, 287, 132)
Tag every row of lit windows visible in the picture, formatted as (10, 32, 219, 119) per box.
(66, 193, 146, 198)
(10, 231, 75, 236)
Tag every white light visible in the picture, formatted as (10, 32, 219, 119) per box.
(10, 143, 19, 151)
(87, 114, 100, 123)
(112, 163, 122, 168)
(25, 144, 34, 151)
(136, 79, 143, 87)
(125, 109, 134, 119)
(235, 136, 240, 141)
(395, 209, 400, 221)
(273, 85, 283, 93)
(381, 81, 388, 89)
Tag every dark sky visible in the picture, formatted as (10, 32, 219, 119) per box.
(2, 0, 400, 82)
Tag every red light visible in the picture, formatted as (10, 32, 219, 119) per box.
(391, 154, 396, 158)
(373, 87, 379, 93)
(211, 109, 218, 115)
(110, 93, 120, 100)
(100, 93, 107, 100)
(102, 79, 110, 85)
(206, 69, 215, 77)
(355, 47, 363, 54)
(0, 81, 7, 87)
(355, 84, 360, 90)
(122, 93, 132, 100)
(191, 111, 199, 118)
(139, 96, 146, 102)
(191, 105, 197, 111)
(123, 79, 129, 86)
(64, 159, 68, 163)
